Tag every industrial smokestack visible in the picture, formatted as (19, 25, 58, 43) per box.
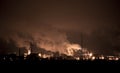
(30, 42, 33, 54)
(81, 33, 84, 50)
(30, 42, 38, 54)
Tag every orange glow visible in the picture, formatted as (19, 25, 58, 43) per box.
(89, 53, 93, 57)
(38, 53, 42, 57)
(28, 49, 31, 55)
(92, 56, 95, 60)
(66, 44, 81, 56)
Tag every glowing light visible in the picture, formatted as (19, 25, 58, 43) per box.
(107, 56, 114, 60)
(101, 56, 104, 60)
(108, 57, 113, 60)
(115, 57, 119, 61)
(38, 53, 42, 57)
(75, 57, 80, 60)
(92, 56, 95, 60)
(42, 54, 51, 58)
(24, 53, 28, 58)
(66, 44, 81, 56)
(89, 53, 93, 57)
(28, 49, 31, 55)
(99, 56, 104, 60)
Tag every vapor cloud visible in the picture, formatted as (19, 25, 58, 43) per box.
(0, 0, 120, 55)
(0, 24, 81, 56)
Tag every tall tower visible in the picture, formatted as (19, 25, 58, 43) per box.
(30, 42, 34, 54)
(29, 42, 38, 54)
(81, 33, 84, 50)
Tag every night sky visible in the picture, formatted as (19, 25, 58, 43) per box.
(0, 0, 120, 55)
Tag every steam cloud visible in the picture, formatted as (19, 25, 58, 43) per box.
(0, 24, 81, 56)
(0, 0, 119, 55)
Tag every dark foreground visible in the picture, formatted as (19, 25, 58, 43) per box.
(0, 54, 120, 65)
(0, 57, 119, 71)
(1, 59, 120, 65)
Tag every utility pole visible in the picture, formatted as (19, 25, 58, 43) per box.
(81, 33, 84, 49)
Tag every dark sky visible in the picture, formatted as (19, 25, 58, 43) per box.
(0, 0, 120, 55)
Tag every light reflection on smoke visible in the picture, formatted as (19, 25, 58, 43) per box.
(2, 28, 82, 56)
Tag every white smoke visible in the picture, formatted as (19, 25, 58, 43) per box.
(0, 24, 82, 56)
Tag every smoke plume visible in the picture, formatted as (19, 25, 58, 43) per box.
(0, 24, 81, 56)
